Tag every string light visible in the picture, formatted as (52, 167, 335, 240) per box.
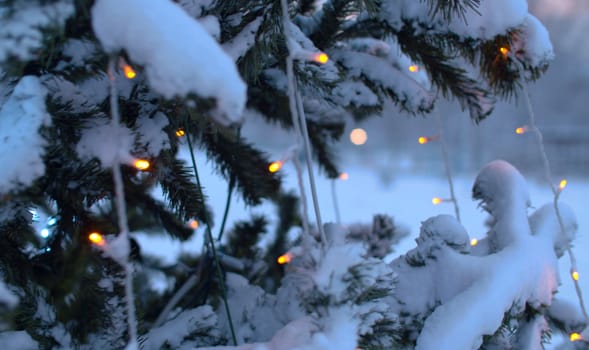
(268, 161, 283, 173)
(432, 197, 443, 205)
(40, 228, 50, 238)
(350, 128, 368, 145)
(175, 129, 185, 137)
(88, 232, 105, 246)
(122, 64, 136, 79)
(499, 47, 509, 58)
(408, 65, 419, 72)
(572, 270, 580, 281)
(313, 52, 329, 64)
(277, 252, 293, 265)
(470, 238, 479, 246)
(570, 332, 583, 342)
(338, 172, 349, 181)
(418, 135, 440, 144)
(188, 219, 199, 229)
(559, 179, 568, 191)
(133, 159, 150, 171)
(515, 126, 529, 135)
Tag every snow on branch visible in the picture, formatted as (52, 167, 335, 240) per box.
(380, 0, 529, 40)
(332, 48, 434, 113)
(91, 0, 247, 126)
(513, 14, 554, 67)
(0, 76, 51, 194)
(0, 1, 74, 63)
(410, 160, 565, 349)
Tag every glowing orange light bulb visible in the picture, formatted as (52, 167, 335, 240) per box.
(176, 129, 185, 137)
(572, 270, 580, 281)
(432, 197, 442, 205)
(499, 47, 509, 58)
(268, 161, 283, 173)
(570, 332, 582, 342)
(559, 179, 568, 191)
(515, 126, 528, 135)
(470, 238, 479, 247)
(313, 52, 329, 64)
(418, 136, 429, 144)
(89, 232, 105, 246)
(409, 65, 419, 72)
(134, 159, 150, 171)
(277, 252, 292, 265)
(188, 219, 199, 229)
(338, 172, 349, 181)
(123, 64, 136, 79)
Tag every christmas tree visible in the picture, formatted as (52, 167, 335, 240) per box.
(0, 0, 585, 349)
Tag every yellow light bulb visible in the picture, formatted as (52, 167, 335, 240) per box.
(570, 332, 582, 342)
(188, 219, 199, 229)
(432, 197, 442, 205)
(268, 161, 283, 173)
(277, 252, 292, 265)
(408, 65, 419, 72)
(559, 179, 568, 190)
(338, 172, 349, 181)
(176, 129, 185, 137)
(313, 52, 329, 64)
(89, 232, 105, 246)
(470, 238, 479, 246)
(515, 126, 528, 134)
(499, 47, 509, 58)
(350, 128, 368, 145)
(123, 64, 136, 79)
(572, 270, 580, 281)
(134, 159, 150, 171)
(418, 136, 428, 144)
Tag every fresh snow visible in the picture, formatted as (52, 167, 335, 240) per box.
(0, 76, 51, 194)
(135, 150, 588, 349)
(518, 14, 555, 66)
(0, 331, 38, 350)
(135, 112, 171, 157)
(333, 49, 434, 112)
(447, 0, 528, 39)
(76, 119, 135, 168)
(0, 1, 73, 63)
(91, 0, 247, 126)
(380, 0, 529, 40)
(0, 278, 18, 308)
(223, 18, 263, 62)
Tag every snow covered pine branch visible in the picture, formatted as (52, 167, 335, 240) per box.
(0, 0, 578, 349)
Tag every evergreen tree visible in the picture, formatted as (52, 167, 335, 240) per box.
(0, 0, 582, 349)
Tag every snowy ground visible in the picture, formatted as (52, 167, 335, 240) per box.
(136, 150, 588, 349)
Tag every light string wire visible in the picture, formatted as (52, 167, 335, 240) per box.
(280, 0, 327, 246)
(107, 57, 138, 349)
(185, 128, 238, 345)
(153, 127, 237, 328)
(514, 58, 589, 328)
(434, 108, 461, 222)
